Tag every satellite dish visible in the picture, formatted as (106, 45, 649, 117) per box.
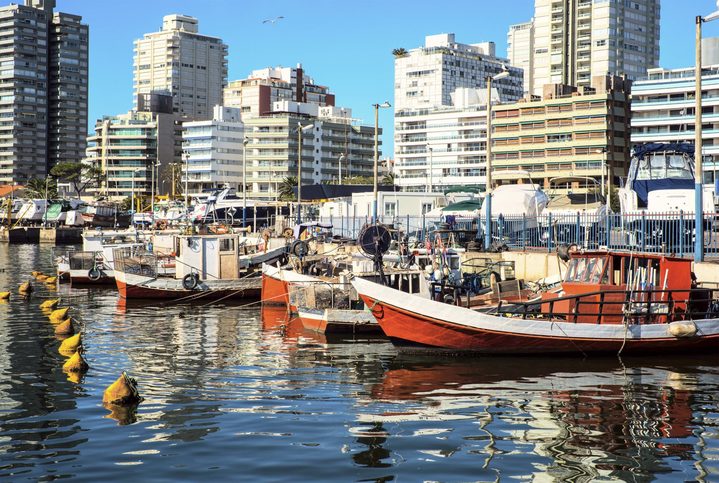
(358, 224, 392, 258)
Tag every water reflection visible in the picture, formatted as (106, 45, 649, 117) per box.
(360, 355, 719, 481)
(1, 243, 718, 481)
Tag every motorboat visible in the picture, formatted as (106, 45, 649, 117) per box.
(82, 202, 131, 228)
(617, 143, 715, 250)
(540, 176, 607, 247)
(352, 249, 719, 355)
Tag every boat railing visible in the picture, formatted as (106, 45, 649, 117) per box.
(486, 287, 719, 325)
(113, 246, 158, 279)
(68, 250, 106, 271)
(291, 280, 355, 311)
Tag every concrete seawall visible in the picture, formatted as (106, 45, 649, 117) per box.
(0, 227, 82, 244)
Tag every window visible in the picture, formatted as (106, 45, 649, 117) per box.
(220, 238, 234, 252)
(421, 203, 433, 214)
(384, 201, 397, 217)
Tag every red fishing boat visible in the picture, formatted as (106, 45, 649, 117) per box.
(352, 251, 719, 355)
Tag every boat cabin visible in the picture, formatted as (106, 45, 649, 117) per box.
(542, 250, 694, 323)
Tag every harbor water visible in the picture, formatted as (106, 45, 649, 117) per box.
(1, 244, 719, 481)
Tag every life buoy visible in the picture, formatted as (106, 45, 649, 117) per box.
(88, 267, 102, 281)
(443, 293, 455, 305)
(182, 273, 199, 290)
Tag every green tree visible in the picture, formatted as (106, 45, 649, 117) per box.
(50, 162, 103, 198)
(24, 177, 57, 199)
(382, 172, 395, 186)
(343, 175, 374, 185)
(278, 176, 297, 201)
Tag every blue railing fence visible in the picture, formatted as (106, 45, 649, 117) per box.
(314, 211, 719, 259)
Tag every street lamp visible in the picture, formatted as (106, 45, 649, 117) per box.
(131, 167, 141, 226)
(484, 65, 510, 250)
(151, 160, 160, 225)
(426, 144, 433, 194)
(338, 154, 346, 184)
(694, 7, 719, 261)
(183, 150, 190, 219)
(242, 137, 249, 228)
(294, 121, 314, 224)
(372, 101, 391, 222)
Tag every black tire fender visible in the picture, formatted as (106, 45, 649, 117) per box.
(88, 267, 102, 281)
(182, 273, 199, 290)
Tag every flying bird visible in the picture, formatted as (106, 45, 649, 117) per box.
(262, 16, 284, 25)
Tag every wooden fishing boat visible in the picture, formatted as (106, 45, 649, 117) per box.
(261, 263, 318, 309)
(113, 234, 285, 300)
(352, 251, 719, 355)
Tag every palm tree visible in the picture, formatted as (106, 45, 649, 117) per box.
(382, 172, 395, 186)
(392, 47, 408, 58)
(24, 177, 57, 199)
(278, 176, 297, 201)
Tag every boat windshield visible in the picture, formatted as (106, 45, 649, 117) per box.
(564, 257, 608, 284)
(636, 153, 693, 181)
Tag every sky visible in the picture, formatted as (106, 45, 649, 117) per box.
(53, 0, 719, 155)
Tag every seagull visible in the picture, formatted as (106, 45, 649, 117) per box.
(262, 16, 284, 25)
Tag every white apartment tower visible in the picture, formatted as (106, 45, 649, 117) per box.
(394, 33, 523, 112)
(510, 0, 660, 96)
(133, 14, 228, 121)
(182, 106, 245, 195)
(507, 21, 534, 97)
(393, 33, 523, 192)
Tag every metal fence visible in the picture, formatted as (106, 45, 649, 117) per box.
(313, 212, 719, 259)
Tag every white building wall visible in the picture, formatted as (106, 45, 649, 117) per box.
(632, 65, 719, 184)
(394, 33, 523, 113)
(507, 21, 534, 96)
(395, 101, 489, 193)
(182, 106, 244, 194)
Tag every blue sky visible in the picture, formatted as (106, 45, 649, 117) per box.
(57, 0, 719, 155)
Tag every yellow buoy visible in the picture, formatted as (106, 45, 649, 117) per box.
(36, 274, 49, 282)
(54, 318, 74, 336)
(62, 347, 89, 373)
(58, 332, 81, 355)
(49, 307, 70, 322)
(18, 281, 32, 295)
(103, 372, 141, 405)
(31, 271, 42, 278)
(0, 292, 9, 300)
(39, 298, 60, 310)
(44, 276, 58, 284)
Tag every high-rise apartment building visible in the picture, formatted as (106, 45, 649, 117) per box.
(632, 64, 719, 184)
(393, 33, 523, 192)
(394, 33, 523, 112)
(510, 0, 660, 96)
(85, 109, 175, 199)
(223, 64, 335, 118)
(491, 75, 631, 192)
(182, 106, 245, 194)
(0, 0, 88, 184)
(243, 102, 377, 201)
(507, 21, 534, 97)
(133, 14, 228, 121)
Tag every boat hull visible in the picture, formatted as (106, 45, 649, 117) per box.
(261, 271, 290, 306)
(297, 308, 381, 335)
(116, 270, 261, 301)
(353, 278, 719, 355)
